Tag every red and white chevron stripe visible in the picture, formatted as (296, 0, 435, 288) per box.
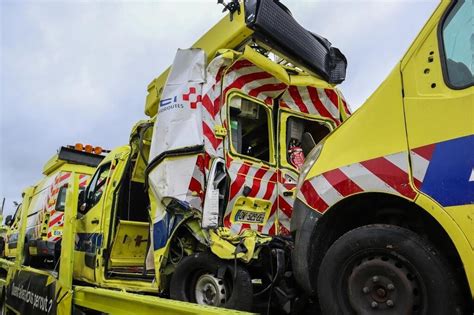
(223, 156, 278, 235)
(201, 55, 231, 158)
(277, 172, 297, 236)
(280, 86, 342, 125)
(44, 172, 91, 242)
(186, 154, 208, 211)
(223, 60, 287, 106)
(79, 174, 89, 187)
(297, 151, 419, 214)
(410, 144, 436, 189)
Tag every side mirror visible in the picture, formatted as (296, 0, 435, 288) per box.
(301, 132, 316, 156)
(78, 190, 87, 213)
(4, 215, 13, 226)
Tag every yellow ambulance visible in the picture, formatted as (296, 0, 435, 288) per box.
(291, 0, 473, 313)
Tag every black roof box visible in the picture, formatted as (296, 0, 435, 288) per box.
(245, 0, 347, 84)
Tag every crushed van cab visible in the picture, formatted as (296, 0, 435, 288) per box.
(71, 0, 351, 311)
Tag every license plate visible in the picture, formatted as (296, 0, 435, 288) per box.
(234, 210, 266, 224)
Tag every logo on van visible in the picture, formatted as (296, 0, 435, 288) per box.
(158, 87, 201, 113)
(182, 87, 201, 109)
(159, 95, 184, 113)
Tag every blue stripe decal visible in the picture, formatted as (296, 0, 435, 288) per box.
(153, 213, 184, 251)
(421, 135, 474, 207)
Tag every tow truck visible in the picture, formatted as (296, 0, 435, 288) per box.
(0, 174, 251, 314)
(1, 0, 473, 314)
(2, 145, 104, 266)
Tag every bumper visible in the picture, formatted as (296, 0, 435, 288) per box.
(291, 198, 322, 295)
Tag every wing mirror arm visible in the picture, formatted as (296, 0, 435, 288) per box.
(77, 190, 88, 214)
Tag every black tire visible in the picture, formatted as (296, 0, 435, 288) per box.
(317, 224, 465, 315)
(170, 252, 253, 312)
(0, 287, 5, 314)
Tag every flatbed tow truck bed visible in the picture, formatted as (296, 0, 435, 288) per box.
(0, 176, 252, 315)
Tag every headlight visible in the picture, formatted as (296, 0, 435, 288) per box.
(296, 143, 324, 192)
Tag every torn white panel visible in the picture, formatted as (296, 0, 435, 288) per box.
(149, 48, 206, 160)
(202, 188, 219, 229)
(148, 48, 206, 204)
(148, 155, 198, 202)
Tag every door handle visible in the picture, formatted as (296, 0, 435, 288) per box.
(283, 191, 294, 197)
(91, 218, 100, 224)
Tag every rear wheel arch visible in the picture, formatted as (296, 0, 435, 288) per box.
(303, 192, 470, 302)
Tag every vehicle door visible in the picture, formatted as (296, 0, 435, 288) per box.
(5, 204, 22, 258)
(223, 93, 279, 235)
(24, 179, 52, 257)
(74, 160, 114, 281)
(402, 1, 474, 246)
(277, 109, 333, 234)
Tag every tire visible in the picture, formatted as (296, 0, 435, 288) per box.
(169, 252, 253, 312)
(0, 287, 5, 315)
(317, 224, 465, 315)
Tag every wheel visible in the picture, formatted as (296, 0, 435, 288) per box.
(317, 224, 465, 315)
(169, 252, 253, 312)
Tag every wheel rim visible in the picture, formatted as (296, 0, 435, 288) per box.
(345, 253, 424, 314)
(194, 273, 228, 306)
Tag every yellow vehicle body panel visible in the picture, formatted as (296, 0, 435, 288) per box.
(73, 285, 254, 315)
(305, 65, 407, 179)
(414, 194, 474, 290)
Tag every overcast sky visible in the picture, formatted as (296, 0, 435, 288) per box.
(0, 0, 438, 217)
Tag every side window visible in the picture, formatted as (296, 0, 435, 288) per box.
(229, 96, 272, 163)
(286, 116, 331, 170)
(441, 0, 474, 88)
(86, 162, 111, 210)
(9, 204, 21, 227)
(55, 186, 67, 211)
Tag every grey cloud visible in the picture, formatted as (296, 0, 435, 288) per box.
(1, 0, 437, 216)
